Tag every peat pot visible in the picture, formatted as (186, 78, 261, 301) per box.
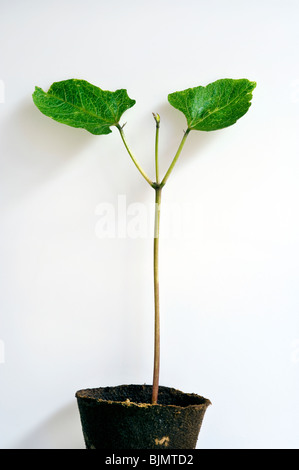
(76, 384, 211, 449)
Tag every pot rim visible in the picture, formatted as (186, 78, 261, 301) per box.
(75, 384, 212, 410)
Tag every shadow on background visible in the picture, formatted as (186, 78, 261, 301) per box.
(1, 98, 94, 208)
(12, 402, 85, 449)
(1, 97, 215, 210)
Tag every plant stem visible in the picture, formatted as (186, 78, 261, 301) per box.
(152, 186, 162, 404)
(117, 124, 154, 187)
(118, 118, 189, 404)
(153, 113, 160, 184)
(161, 128, 191, 186)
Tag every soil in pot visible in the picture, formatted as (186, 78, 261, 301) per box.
(76, 384, 211, 449)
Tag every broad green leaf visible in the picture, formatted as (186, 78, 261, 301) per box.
(32, 79, 136, 135)
(168, 78, 256, 132)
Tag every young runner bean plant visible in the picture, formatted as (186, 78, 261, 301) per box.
(33, 78, 256, 404)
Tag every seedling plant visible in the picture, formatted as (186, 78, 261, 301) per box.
(33, 78, 256, 404)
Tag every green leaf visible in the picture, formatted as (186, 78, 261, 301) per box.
(168, 78, 256, 132)
(32, 79, 136, 135)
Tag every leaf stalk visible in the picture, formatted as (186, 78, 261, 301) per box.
(161, 128, 191, 186)
(117, 124, 154, 187)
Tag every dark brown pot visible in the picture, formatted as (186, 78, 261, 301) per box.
(76, 384, 211, 449)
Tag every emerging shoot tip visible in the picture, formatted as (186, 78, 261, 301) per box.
(153, 113, 160, 126)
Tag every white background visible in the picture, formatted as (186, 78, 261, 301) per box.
(0, 0, 298, 449)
